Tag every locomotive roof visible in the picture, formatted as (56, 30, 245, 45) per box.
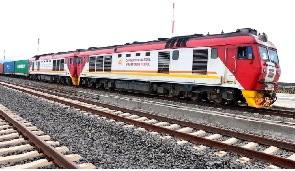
(32, 28, 268, 58)
(31, 51, 79, 60)
(79, 28, 263, 54)
(88, 28, 259, 49)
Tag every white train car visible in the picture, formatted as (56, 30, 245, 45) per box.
(29, 52, 79, 85)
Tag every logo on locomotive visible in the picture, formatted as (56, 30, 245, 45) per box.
(118, 58, 123, 65)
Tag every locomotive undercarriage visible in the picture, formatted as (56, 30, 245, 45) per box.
(29, 74, 73, 85)
(80, 77, 246, 106)
(9, 74, 277, 107)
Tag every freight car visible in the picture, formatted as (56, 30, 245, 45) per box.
(14, 60, 29, 77)
(0, 63, 4, 75)
(5, 28, 280, 108)
(3, 61, 15, 74)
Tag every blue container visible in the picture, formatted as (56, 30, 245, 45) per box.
(4, 61, 15, 73)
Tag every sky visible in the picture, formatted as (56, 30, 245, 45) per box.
(0, 0, 294, 82)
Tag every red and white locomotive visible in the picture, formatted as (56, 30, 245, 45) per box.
(29, 52, 80, 85)
(29, 28, 280, 108)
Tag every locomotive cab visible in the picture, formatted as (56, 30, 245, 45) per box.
(241, 34, 280, 108)
(69, 56, 84, 85)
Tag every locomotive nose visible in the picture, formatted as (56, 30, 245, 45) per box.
(262, 62, 277, 83)
(243, 60, 280, 108)
(257, 60, 280, 91)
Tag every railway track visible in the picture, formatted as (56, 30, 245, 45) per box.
(0, 104, 95, 169)
(2, 76, 295, 118)
(1, 81, 295, 168)
(10, 76, 295, 118)
(2, 78, 295, 144)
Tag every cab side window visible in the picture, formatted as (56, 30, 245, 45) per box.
(76, 57, 82, 64)
(211, 48, 218, 59)
(237, 46, 254, 59)
(70, 58, 74, 65)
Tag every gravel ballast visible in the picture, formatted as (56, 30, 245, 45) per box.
(0, 85, 273, 169)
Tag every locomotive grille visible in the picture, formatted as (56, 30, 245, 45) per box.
(158, 51, 170, 73)
(95, 56, 104, 72)
(89, 57, 95, 72)
(37, 61, 40, 71)
(60, 59, 65, 71)
(32, 61, 35, 71)
(89, 55, 112, 72)
(192, 49, 208, 74)
(104, 55, 112, 72)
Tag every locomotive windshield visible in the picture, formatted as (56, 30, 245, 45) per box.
(259, 46, 268, 60)
(269, 48, 279, 63)
(258, 46, 279, 63)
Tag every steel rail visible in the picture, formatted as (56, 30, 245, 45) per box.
(0, 107, 79, 169)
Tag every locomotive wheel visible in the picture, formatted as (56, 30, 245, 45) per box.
(56, 77, 60, 84)
(214, 98, 227, 105)
(95, 83, 100, 89)
(87, 78, 93, 87)
(213, 96, 224, 105)
(60, 78, 65, 84)
(189, 92, 201, 101)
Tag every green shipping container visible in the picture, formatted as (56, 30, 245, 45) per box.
(14, 60, 29, 75)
